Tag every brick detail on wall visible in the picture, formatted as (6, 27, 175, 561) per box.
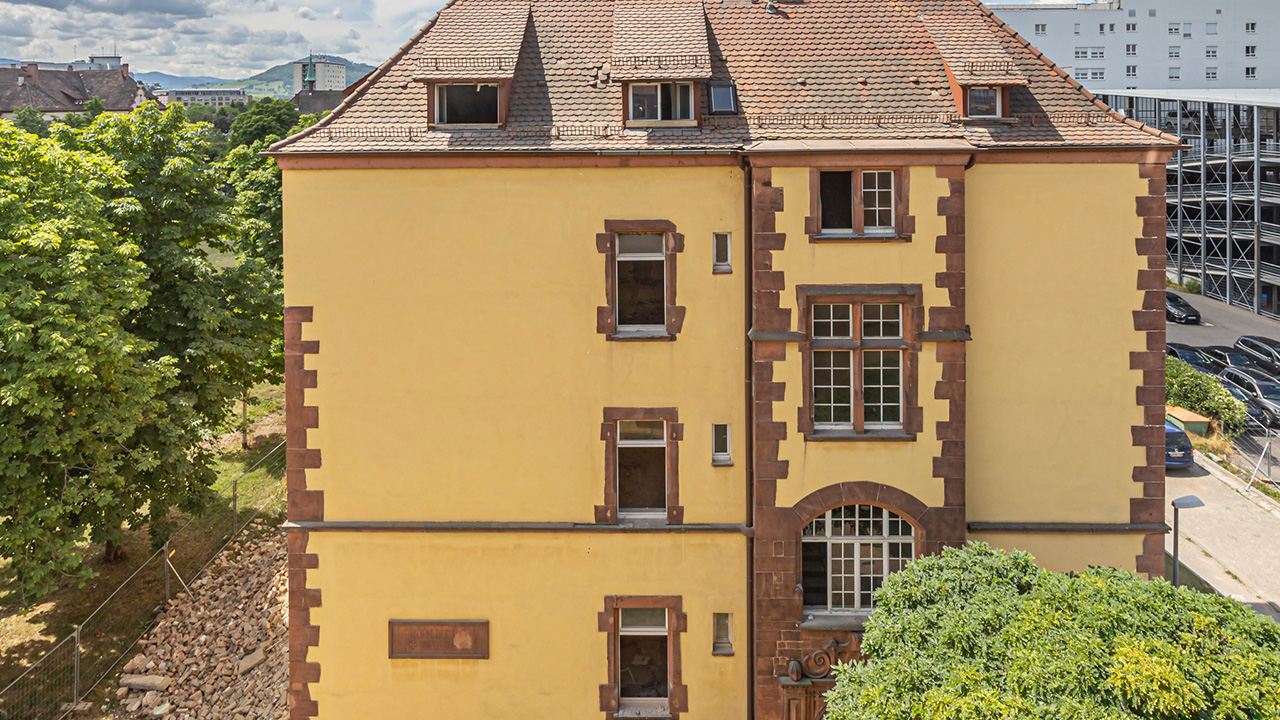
(931, 166, 968, 557)
(285, 306, 322, 720)
(1133, 165, 1169, 578)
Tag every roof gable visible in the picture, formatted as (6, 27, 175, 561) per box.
(610, 0, 711, 80)
(411, 2, 531, 80)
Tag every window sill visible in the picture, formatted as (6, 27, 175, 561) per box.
(615, 514, 670, 528)
(959, 116, 1019, 125)
(809, 233, 911, 244)
(799, 611, 871, 632)
(712, 648, 735, 657)
(614, 708, 672, 719)
(712, 263, 733, 274)
(804, 429, 915, 442)
(626, 120, 698, 129)
(608, 330, 675, 342)
(711, 457, 734, 467)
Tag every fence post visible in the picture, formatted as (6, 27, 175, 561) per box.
(73, 624, 80, 704)
(233, 474, 239, 536)
(163, 540, 170, 603)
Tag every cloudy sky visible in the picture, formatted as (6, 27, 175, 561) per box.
(0, 0, 1047, 79)
(0, 0, 449, 78)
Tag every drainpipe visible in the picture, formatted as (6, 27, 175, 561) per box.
(741, 154, 756, 720)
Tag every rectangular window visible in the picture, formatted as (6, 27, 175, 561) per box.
(1246, 22, 1257, 34)
(810, 301, 904, 432)
(1074, 47, 1088, 59)
(1247, 46, 1257, 58)
(1207, 22, 1218, 34)
(628, 82, 693, 123)
(708, 81, 737, 114)
(1098, 23, 1105, 35)
(862, 170, 894, 231)
(435, 83, 500, 125)
(1126, 65, 1137, 78)
(1126, 44, 1137, 56)
(1169, 46, 1181, 58)
(712, 232, 731, 274)
(615, 233, 665, 332)
(711, 424, 731, 466)
(1126, 22, 1137, 32)
(1168, 23, 1180, 35)
(617, 420, 666, 517)
(712, 614, 732, 655)
(1035, 23, 1046, 35)
(1206, 67, 1218, 81)
(1247, 67, 1258, 80)
(1206, 46, 1218, 58)
(1073, 23, 1080, 35)
(1108, 23, 1115, 32)
(618, 607, 669, 713)
(811, 168, 905, 240)
(1183, 23, 1192, 37)
(1170, 67, 1181, 80)
(1079, 68, 1105, 81)
(819, 171, 853, 232)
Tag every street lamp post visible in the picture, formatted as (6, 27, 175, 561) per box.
(1171, 495, 1206, 587)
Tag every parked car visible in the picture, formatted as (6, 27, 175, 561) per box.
(1218, 378, 1269, 428)
(1165, 421, 1195, 469)
(1234, 336, 1280, 376)
(1166, 291, 1201, 324)
(1198, 345, 1260, 375)
(1166, 343, 1213, 372)
(1219, 366, 1280, 426)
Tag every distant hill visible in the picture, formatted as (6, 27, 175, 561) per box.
(203, 56, 376, 99)
(134, 71, 231, 89)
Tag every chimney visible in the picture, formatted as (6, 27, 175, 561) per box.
(24, 63, 37, 84)
(121, 63, 130, 79)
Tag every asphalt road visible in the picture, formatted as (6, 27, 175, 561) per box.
(1166, 291, 1280, 347)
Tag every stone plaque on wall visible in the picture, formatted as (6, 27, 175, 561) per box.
(388, 620, 489, 659)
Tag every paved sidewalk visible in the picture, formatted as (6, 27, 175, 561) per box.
(1166, 457, 1280, 620)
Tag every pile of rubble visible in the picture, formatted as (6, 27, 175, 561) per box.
(114, 522, 287, 719)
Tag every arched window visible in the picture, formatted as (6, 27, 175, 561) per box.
(801, 505, 914, 612)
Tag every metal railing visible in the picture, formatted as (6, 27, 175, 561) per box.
(0, 441, 286, 720)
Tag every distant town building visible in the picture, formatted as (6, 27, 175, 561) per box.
(2, 54, 125, 72)
(987, 0, 1278, 91)
(0, 62, 156, 118)
(291, 89, 346, 115)
(155, 88, 250, 108)
(292, 55, 345, 95)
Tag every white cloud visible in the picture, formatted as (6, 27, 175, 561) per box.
(331, 6, 341, 18)
(295, 5, 316, 19)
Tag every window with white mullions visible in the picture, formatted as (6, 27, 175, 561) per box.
(618, 607, 670, 713)
(801, 504, 914, 612)
(813, 303, 853, 339)
(862, 350, 903, 429)
(812, 350, 853, 428)
(615, 232, 666, 332)
(629, 82, 694, 122)
(617, 420, 666, 518)
(861, 303, 901, 339)
(809, 302, 905, 432)
(862, 171, 894, 232)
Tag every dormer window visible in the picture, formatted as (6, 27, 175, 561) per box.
(966, 87, 1000, 118)
(708, 80, 738, 114)
(435, 83, 500, 126)
(628, 82, 694, 124)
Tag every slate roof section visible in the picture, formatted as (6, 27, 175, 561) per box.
(271, 0, 1178, 154)
(0, 66, 157, 114)
(610, 0, 712, 81)
(411, 2, 530, 80)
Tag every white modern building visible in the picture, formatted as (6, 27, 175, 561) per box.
(987, 0, 1276, 91)
(155, 87, 249, 107)
(292, 55, 345, 95)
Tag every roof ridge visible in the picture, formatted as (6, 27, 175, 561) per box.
(958, 0, 1180, 145)
(268, 0, 466, 153)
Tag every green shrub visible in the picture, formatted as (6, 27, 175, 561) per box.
(1166, 356, 1248, 432)
(1186, 279, 1202, 294)
(824, 544, 1280, 720)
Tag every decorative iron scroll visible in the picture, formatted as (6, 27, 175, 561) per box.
(785, 638, 852, 681)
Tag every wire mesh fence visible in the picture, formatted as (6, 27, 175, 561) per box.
(1231, 425, 1280, 494)
(0, 440, 286, 720)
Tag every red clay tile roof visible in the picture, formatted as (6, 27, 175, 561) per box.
(610, 0, 712, 80)
(920, 11, 1027, 86)
(411, 2, 530, 80)
(270, 0, 1177, 154)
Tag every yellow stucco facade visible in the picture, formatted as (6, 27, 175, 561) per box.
(280, 153, 1168, 720)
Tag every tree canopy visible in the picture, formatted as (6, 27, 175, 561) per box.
(229, 97, 299, 149)
(825, 543, 1280, 720)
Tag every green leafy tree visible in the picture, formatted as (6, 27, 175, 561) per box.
(56, 102, 279, 551)
(11, 105, 49, 137)
(1167, 356, 1249, 431)
(229, 97, 299, 149)
(83, 96, 106, 118)
(0, 122, 172, 601)
(825, 543, 1280, 720)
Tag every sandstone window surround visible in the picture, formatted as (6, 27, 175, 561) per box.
(598, 595, 688, 719)
(596, 407, 684, 525)
(596, 220, 687, 341)
(805, 168, 914, 243)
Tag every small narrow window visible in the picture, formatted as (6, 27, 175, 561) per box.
(1126, 23, 1137, 32)
(1206, 68, 1218, 81)
(1098, 23, 1105, 35)
(712, 232, 732, 274)
(1169, 46, 1181, 59)
(1126, 65, 1138, 78)
(1035, 23, 1046, 35)
(435, 83, 499, 125)
(629, 82, 694, 123)
(862, 171, 894, 232)
(617, 420, 666, 517)
(615, 233, 665, 332)
(1246, 46, 1257, 58)
(967, 87, 999, 118)
(712, 613, 732, 655)
(1169, 67, 1181, 80)
(708, 81, 737, 114)
(1126, 44, 1137, 56)
(618, 608, 670, 713)
(819, 172, 853, 232)
(1073, 23, 1080, 35)
(1206, 46, 1218, 58)
(1247, 67, 1258, 80)
(712, 424, 731, 466)
(1168, 23, 1180, 35)
(1246, 22, 1257, 34)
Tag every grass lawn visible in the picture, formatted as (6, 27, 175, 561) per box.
(0, 387, 285, 717)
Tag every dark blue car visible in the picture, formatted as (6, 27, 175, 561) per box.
(1165, 421, 1195, 469)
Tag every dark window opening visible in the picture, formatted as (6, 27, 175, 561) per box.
(437, 84, 499, 125)
(617, 260, 665, 327)
(819, 171, 853, 231)
(618, 446, 665, 512)
(967, 87, 998, 117)
(801, 542, 828, 607)
(713, 232, 731, 272)
(619, 635, 668, 698)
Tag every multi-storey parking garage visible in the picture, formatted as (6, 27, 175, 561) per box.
(1101, 90, 1280, 318)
